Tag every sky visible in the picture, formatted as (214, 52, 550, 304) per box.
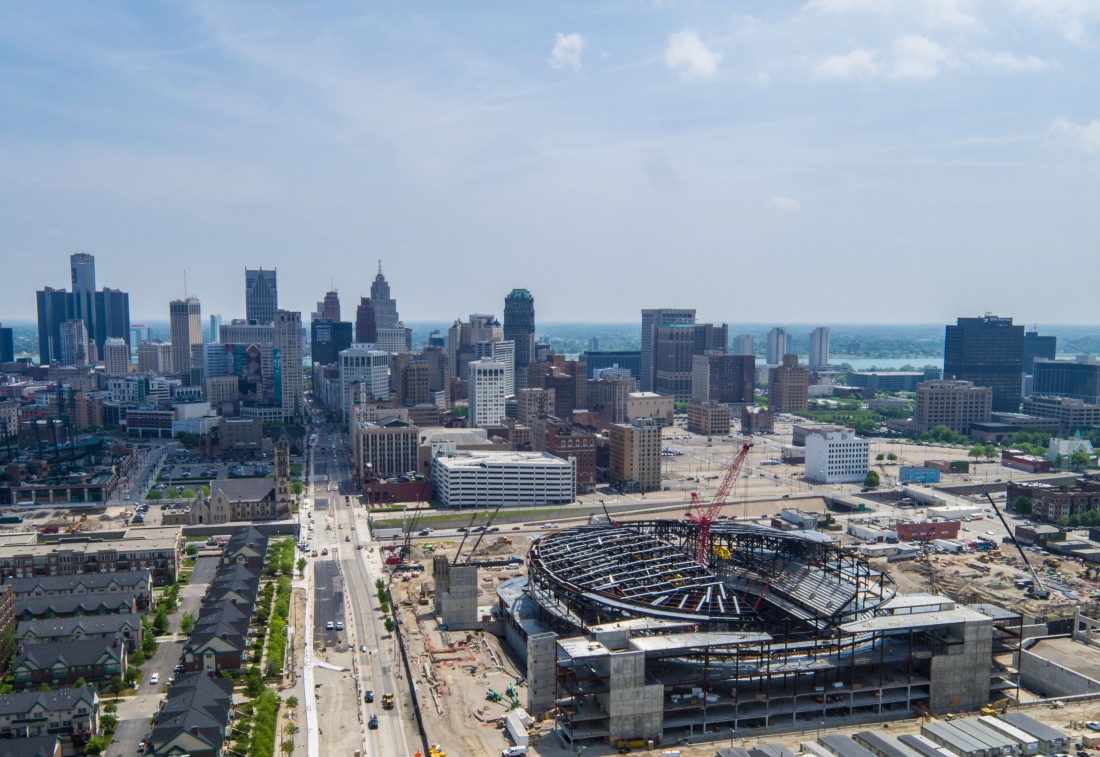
(2, 1, 1099, 325)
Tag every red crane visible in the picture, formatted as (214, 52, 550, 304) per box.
(687, 442, 752, 566)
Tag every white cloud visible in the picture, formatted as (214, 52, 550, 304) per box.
(1047, 117, 1100, 153)
(889, 35, 953, 79)
(549, 32, 585, 72)
(663, 29, 721, 79)
(1015, 0, 1100, 42)
(968, 50, 1050, 72)
(812, 49, 878, 80)
(769, 196, 800, 211)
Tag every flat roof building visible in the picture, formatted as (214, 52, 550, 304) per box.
(431, 450, 575, 508)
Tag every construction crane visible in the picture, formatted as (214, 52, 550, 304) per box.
(687, 443, 752, 566)
(458, 501, 504, 565)
(981, 487, 1050, 599)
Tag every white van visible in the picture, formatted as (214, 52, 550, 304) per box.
(501, 748, 528, 757)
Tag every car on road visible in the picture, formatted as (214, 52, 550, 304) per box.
(336, 621, 344, 631)
(149, 673, 159, 685)
(345, 535, 351, 542)
(326, 621, 334, 630)
(360, 645, 367, 653)
(365, 690, 374, 702)
(1086, 722, 1100, 731)
(501, 747, 528, 756)
(368, 714, 378, 729)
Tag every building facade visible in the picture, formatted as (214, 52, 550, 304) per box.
(504, 288, 536, 390)
(640, 308, 695, 392)
(469, 357, 508, 428)
(169, 298, 202, 381)
(244, 268, 278, 324)
(352, 412, 419, 481)
(768, 354, 809, 413)
(691, 354, 755, 404)
(809, 326, 830, 367)
(766, 327, 788, 365)
(805, 428, 870, 483)
(687, 402, 731, 436)
(609, 417, 662, 492)
(273, 309, 303, 420)
(914, 380, 992, 434)
(431, 451, 576, 507)
(944, 315, 1025, 413)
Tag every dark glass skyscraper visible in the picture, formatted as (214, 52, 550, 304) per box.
(355, 298, 377, 344)
(503, 288, 535, 390)
(944, 315, 1025, 413)
(1023, 330, 1057, 374)
(36, 286, 72, 364)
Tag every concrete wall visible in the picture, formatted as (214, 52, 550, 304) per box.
(526, 631, 558, 717)
(929, 617, 993, 712)
(605, 650, 663, 742)
(439, 564, 479, 630)
(1018, 648, 1100, 697)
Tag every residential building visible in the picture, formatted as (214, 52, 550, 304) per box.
(338, 345, 391, 421)
(431, 450, 576, 507)
(1023, 330, 1057, 375)
(640, 308, 695, 392)
(732, 334, 754, 356)
(1033, 358, 1100, 404)
(914, 380, 992, 434)
(137, 341, 173, 374)
(517, 388, 556, 426)
(687, 402, 731, 436)
(182, 600, 250, 673)
(244, 268, 277, 324)
(147, 673, 234, 757)
(944, 314, 1025, 413)
(1022, 396, 1100, 434)
(1008, 479, 1100, 523)
(504, 288, 536, 390)
(609, 417, 662, 492)
(691, 354, 755, 404)
(0, 527, 182, 585)
(168, 297, 201, 381)
(58, 320, 90, 366)
(809, 327, 830, 367)
(539, 417, 598, 493)
(805, 428, 870, 484)
(13, 638, 125, 689)
(766, 327, 788, 365)
(391, 355, 431, 406)
(223, 526, 269, 572)
(469, 357, 508, 428)
(16, 614, 143, 651)
(369, 261, 400, 330)
(0, 686, 99, 749)
(352, 411, 419, 481)
(15, 592, 137, 621)
(6, 569, 153, 610)
(206, 375, 240, 411)
(273, 309, 303, 420)
(103, 337, 129, 376)
(768, 354, 809, 413)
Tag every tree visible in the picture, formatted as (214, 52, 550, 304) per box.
(383, 617, 395, 633)
(863, 470, 880, 488)
(0, 623, 15, 674)
(285, 695, 299, 709)
(968, 445, 984, 460)
(71, 677, 87, 688)
(175, 431, 200, 449)
(282, 740, 296, 755)
(125, 666, 141, 686)
(84, 735, 108, 756)
(101, 713, 119, 733)
(297, 558, 307, 575)
(245, 666, 265, 698)
(36, 683, 51, 692)
(875, 453, 885, 461)
(186, 543, 199, 557)
(109, 676, 124, 699)
(1072, 449, 1092, 470)
(887, 452, 898, 461)
(983, 444, 998, 461)
(1010, 496, 1032, 515)
(180, 612, 196, 634)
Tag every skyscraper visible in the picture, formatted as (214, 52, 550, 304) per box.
(36, 286, 71, 364)
(808, 327, 830, 368)
(70, 252, 97, 350)
(322, 290, 341, 322)
(0, 323, 13, 364)
(768, 354, 809, 413)
(355, 298, 377, 344)
(469, 357, 508, 428)
(640, 308, 696, 392)
(504, 289, 536, 390)
(732, 334, 754, 356)
(944, 315, 1025, 413)
(369, 262, 399, 330)
(103, 338, 130, 377)
(58, 320, 90, 366)
(169, 298, 202, 380)
(766, 327, 788, 365)
(245, 268, 278, 324)
(94, 287, 131, 354)
(208, 314, 223, 343)
(274, 310, 304, 420)
(1023, 330, 1057, 375)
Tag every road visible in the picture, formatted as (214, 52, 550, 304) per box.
(106, 636, 185, 757)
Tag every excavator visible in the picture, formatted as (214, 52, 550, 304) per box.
(981, 698, 1012, 716)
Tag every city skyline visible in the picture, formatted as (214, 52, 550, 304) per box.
(3, 4, 1100, 322)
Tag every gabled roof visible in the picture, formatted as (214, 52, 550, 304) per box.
(16, 638, 123, 672)
(16, 591, 136, 618)
(5, 569, 152, 596)
(209, 477, 275, 503)
(17, 614, 139, 640)
(0, 735, 61, 757)
(224, 525, 268, 556)
(0, 685, 98, 716)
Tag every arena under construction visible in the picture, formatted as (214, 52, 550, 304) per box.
(494, 520, 1020, 749)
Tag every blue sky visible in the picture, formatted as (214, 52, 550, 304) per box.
(2, 1, 1099, 324)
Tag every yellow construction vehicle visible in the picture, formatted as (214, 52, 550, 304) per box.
(981, 699, 1011, 716)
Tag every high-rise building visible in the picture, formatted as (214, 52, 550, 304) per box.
(274, 310, 304, 420)
(94, 288, 130, 355)
(58, 320, 90, 366)
(766, 327, 788, 365)
(311, 320, 353, 365)
(339, 345, 391, 421)
(475, 340, 515, 397)
(504, 289, 536, 390)
(1033, 359, 1100, 404)
(914, 380, 992, 434)
(103, 338, 130, 377)
(245, 268, 278, 324)
(469, 357, 508, 428)
(36, 286, 71, 364)
(640, 308, 695, 392)
(1023, 330, 1057, 375)
(944, 315, 1024, 413)
(322, 290, 341, 322)
(137, 341, 173, 374)
(691, 354, 756, 404)
(377, 325, 412, 354)
(768, 354, 809, 413)
(732, 334, 754, 356)
(448, 314, 503, 382)
(654, 324, 696, 401)
(355, 298, 377, 345)
(808, 327, 830, 368)
(609, 418, 662, 492)
(208, 314, 223, 343)
(70, 253, 97, 352)
(805, 428, 869, 484)
(369, 262, 399, 330)
(0, 323, 13, 364)
(130, 324, 151, 348)
(169, 298, 202, 380)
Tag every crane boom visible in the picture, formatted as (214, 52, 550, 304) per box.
(981, 487, 1049, 599)
(688, 443, 752, 566)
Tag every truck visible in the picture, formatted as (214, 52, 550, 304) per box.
(381, 693, 394, 710)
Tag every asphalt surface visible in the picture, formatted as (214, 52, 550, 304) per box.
(313, 559, 346, 650)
